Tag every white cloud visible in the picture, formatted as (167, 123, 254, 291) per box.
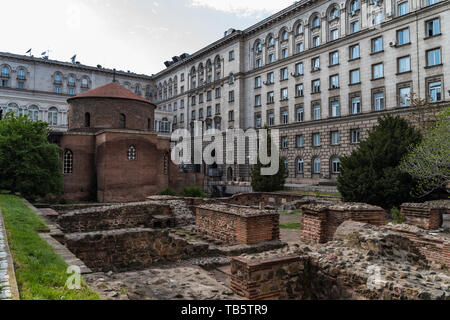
(188, 0, 294, 17)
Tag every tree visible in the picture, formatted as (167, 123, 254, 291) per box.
(0, 112, 63, 200)
(399, 107, 450, 198)
(337, 115, 421, 209)
(250, 126, 288, 192)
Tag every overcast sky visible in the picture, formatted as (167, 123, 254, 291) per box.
(2, 0, 294, 75)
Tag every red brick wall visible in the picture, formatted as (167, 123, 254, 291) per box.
(195, 206, 279, 245)
(68, 98, 155, 131)
(400, 205, 444, 230)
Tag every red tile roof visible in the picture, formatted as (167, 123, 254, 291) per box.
(67, 82, 154, 105)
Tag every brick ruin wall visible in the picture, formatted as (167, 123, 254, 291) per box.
(65, 228, 209, 272)
(401, 201, 450, 230)
(300, 203, 386, 243)
(195, 205, 280, 245)
(231, 222, 450, 300)
(58, 202, 174, 233)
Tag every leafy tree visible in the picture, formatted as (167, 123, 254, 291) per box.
(337, 115, 421, 209)
(251, 126, 288, 192)
(0, 112, 63, 200)
(180, 186, 208, 198)
(400, 107, 450, 197)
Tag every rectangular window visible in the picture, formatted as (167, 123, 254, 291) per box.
(331, 100, 340, 117)
(330, 29, 339, 41)
(398, 1, 409, 16)
(293, 135, 303, 149)
(54, 86, 61, 94)
(296, 107, 304, 122)
(256, 58, 262, 68)
(312, 79, 320, 93)
(268, 53, 275, 63)
(313, 103, 321, 120)
(351, 21, 360, 33)
(199, 93, 204, 103)
(1, 80, 8, 87)
(331, 131, 340, 145)
(429, 81, 442, 102)
(281, 137, 289, 149)
(330, 51, 339, 65)
(268, 112, 275, 126)
(350, 44, 360, 59)
(312, 57, 320, 71)
(255, 114, 262, 128)
(281, 88, 288, 100)
(350, 69, 360, 84)
(199, 108, 204, 119)
(282, 48, 288, 59)
(398, 56, 411, 73)
(281, 110, 289, 125)
(215, 104, 221, 115)
(374, 92, 385, 111)
(267, 72, 274, 84)
(352, 129, 361, 144)
(426, 18, 440, 37)
(280, 68, 288, 80)
(372, 63, 384, 79)
(215, 88, 221, 98)
(427, 48, 441, 67)
(428, 0, 439, 5)
(352, 96, 361, 114)
(255, 95, 261, 106)
(399, 87, 411, 107)
(228, 110, 234, 121)
(18, 81, 25, 89)
(313, 36, 320, 47)
(255, 76, 262, 88)
(313, 133, 321, 147)
(207, 106, 212, 117)
(397, 28, 410, 45)
(207, 91, 212, 101)
(267, 91, 274, 104)
(296, 84, 304, 97)
(68, 88, 75, 95)
(372, 36, 383, 53)
(228, 90, 235, 102)
(296, 42, 304, 53)
(330, 75, 339, 89)
(229, 50, 235, 61)
(296, 63, 304, 76)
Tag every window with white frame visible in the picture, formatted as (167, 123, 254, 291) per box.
(281, 68, 288, 80)
(281, 88, 288, 100)
(296, 84, 304, 97)
(255, 95, 262, 106)
(312, 79, 320, 93)
(48, 107, 58, 125)
(281, 137, 289, 149)
(374, 92, 385, 111)
(297, 135, 304, 148)
(351, 129, 361, 144)
(331, 157, 340, 174)
(350, 44, 360, 59)
(313, 103, 321, 120)
(282, 48, 288, 59)
(397, 28, 410, 45)
(313, 158, 321, 174)
(399, 87, 411, 107)
(372, 63, 384, 79)
(330, 75, 339, 89)
(398, 1, 409, 16)
(331, 131, 340, 145)
(267, 72, 274, 84)
(372, 37, 383, 53)
(428, 81, 442, 102)
(296, 42, 304, 53)
(398, 56, 411, 73)
(427, 48, 441, 67)
(312, 36, 320, 47)
(313, 133, 321, 147)
(297, 106, 304, 122)
(267, 91, 274, 104)
(330, 51, 339, 65)
(350, 69, 360, 84)
(296, 63, 304, 76)
(426, 18, 440, 37)
(255, 76, 262, 88)
(312, 57, 320, 71)
(352, 97, 361, 114)
(331, 100, 340, 117)
(268, 112, 275, 126)
(297, 158, 304, 174)
(28, 105, 39, 121)
(330, 29, 339, 41)
(351, 21, 360, 33)
(281, 110, 289, 124)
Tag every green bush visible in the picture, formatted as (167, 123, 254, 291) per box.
(159, 187, 177, 196)
(391, 207, 405, 224)
(337, 115, 421, 209)
(180, 186, 208, 198)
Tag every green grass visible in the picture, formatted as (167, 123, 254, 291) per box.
(280, 222, 302, 230)
(0, 194, 100, 300)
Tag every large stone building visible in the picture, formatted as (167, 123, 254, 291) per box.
(1, 0, 449, 189)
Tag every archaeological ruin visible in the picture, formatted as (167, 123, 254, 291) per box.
(33, 193, 450, 300)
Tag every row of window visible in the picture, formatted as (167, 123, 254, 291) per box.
(282, 156, 341, 175)
(0, 103, 62, 125)
(281, 129, 361, 151)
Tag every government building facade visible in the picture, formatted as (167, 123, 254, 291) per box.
(1, 0, 449, 189)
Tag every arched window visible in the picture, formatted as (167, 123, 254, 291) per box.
(268, 36, 275, 47)
(119, 113, 126, 128)
(81, 78, 89, 88)
(331, 157, 340, 174)
(85, 112, 91, 128)
(313, 158, 321, 174)
(255, 41, 262, 54)
(296, 24, 303, 34)
(281, 30, 289, 41)
(351, 0, 359, 12)
(48, 107, 58, 125)
(297, 158, 304, 174)
(54, 73, 62, 84)
(64, 150, 73, 174)
(313, 16, 321, 28)
(135, 84, 141, 95)
(18, 68, 26, 79)
(1, 66, 9, 77)
(127, 146, 137, 160)
(28, 105, 39, 121)
(7, 103, 19, 116)
(68, 75, 76, 86)
(330, 8, 339, 19)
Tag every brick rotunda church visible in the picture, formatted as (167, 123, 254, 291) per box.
(60, 81, 203, 202)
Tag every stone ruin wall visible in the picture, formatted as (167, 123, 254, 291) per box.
(65, 228, 209, 272)
(401, 200, 450, 230)
(300, 203, 386, 243)
(195, 204, 280, 245)
(57, 202, 174, 233)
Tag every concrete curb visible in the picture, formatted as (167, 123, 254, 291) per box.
(0, 207, 20, 300)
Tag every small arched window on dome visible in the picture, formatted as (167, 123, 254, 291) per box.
(85, 112, 91, 128)
(127, 146, 137, 160)
(63, 150, 73, 174)
(119, 113, 126, 128)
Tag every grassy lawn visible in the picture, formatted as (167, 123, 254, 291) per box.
(0, 194, 100, 300)
(280, 222, 302, 230)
